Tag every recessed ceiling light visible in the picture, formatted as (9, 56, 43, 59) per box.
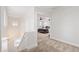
(12, 22, 18, 26)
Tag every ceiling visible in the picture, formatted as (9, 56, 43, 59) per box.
(6, 6, 33, 17)
(6, 6, 56, 17)
(36, 6, 56, 10)
(36, 6, 56, 12)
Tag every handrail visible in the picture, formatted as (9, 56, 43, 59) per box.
(17, 32, 27, 49)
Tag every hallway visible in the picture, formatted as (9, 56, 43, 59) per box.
(21, 33, 59, 52)
(21, 33, 79, 52)
(1, 6, 79, 52)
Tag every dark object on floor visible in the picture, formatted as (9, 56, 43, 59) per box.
(38, 29, 49, 34)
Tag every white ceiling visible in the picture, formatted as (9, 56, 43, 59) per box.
(36, 6, 56, 10)
(6, 6, 56, 17)
(36, 6, 56, 9)
(36, 6, 56, 12)
(7, 6, 33, 17)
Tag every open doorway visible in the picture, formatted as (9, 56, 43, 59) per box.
(37, 14, 51, 37)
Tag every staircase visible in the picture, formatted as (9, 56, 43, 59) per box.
(16, 32, 37, 51)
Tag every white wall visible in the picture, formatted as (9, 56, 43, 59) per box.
(0, 7, 7, 51)
(1, 7, 8, 52)
(23, 7, 35, 32)
(36, 7, 52, 30)
(0, 7, 1, 51)
(18, 7, 37, 50)
(4, 6, 37, 51)
(37, 14, 50, 29)
(50, 7, 79, 47)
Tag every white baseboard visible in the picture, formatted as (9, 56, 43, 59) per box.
(50, 37, 79, 48)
